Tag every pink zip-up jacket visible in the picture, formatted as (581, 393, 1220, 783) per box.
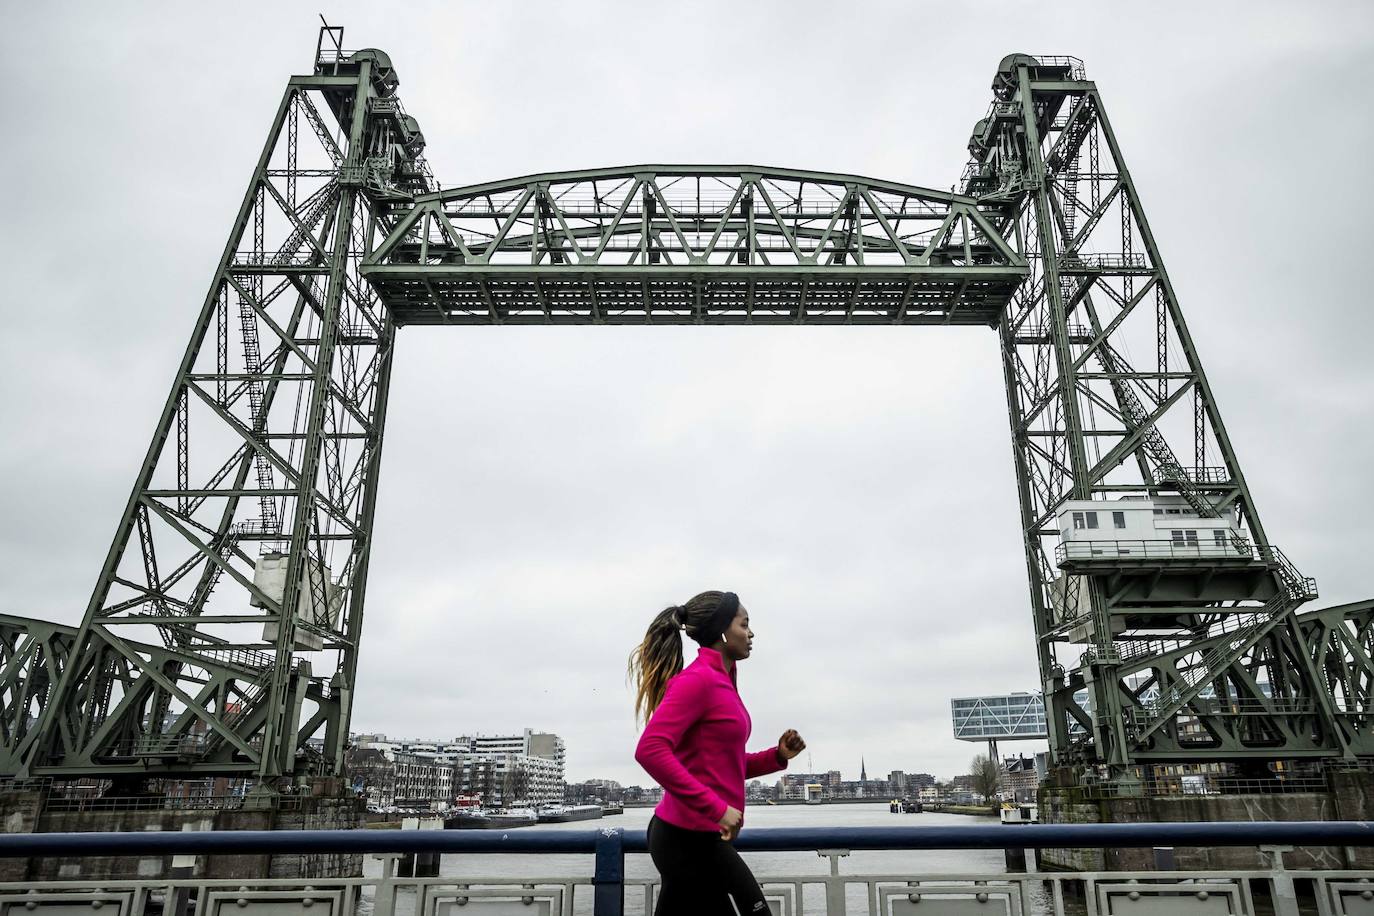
(634, 646, 788, 832)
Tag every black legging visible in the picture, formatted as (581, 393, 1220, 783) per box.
(646, 814, 770, 915)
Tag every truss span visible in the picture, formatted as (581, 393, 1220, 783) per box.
(361, 166, 1027, 326)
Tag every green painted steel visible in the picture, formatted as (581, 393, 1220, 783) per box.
(1, 35, 1364, 784)
(360, 166, 1026, 326)
(967, 54, 1343, 774)
(8, 29, 429, 781)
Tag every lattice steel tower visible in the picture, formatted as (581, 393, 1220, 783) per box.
(962, 56, 1342, 774)
(6, 29, 434, 780)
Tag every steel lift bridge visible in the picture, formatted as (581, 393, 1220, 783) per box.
(3, 26, 1371, 788)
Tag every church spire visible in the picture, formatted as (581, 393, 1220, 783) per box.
(861, 757, 867, 783)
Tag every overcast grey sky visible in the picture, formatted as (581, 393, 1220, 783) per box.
(2, 1, 1372, 786)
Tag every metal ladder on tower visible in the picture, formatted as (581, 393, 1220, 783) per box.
(1046, 96, 1096, 178)
(203, 673, 273, 758)
(1093, 341, 1216, 519)
(270, 181, 340, 267)
(237, 294, 280, 534)
(1053, 101, 1092, 244)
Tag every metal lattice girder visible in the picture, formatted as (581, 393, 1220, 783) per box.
(1079, 598, 1374, 761)
(1300, 598, 1374, 755)
(0, 616, 75, 769)
(0, 615, 324, 775)
(360, 167, 1027, 326)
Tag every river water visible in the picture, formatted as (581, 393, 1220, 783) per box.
(362, 803, 1061, 915)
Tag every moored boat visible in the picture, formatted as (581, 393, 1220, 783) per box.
(445, 807, 538, 829)
(443, 809, 492, 829)
(487, 807, 538, 828)
(536, 803, 604, 823)
(1000, 802, 1038, 824)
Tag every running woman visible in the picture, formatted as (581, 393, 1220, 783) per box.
(629, 590, 807, 915)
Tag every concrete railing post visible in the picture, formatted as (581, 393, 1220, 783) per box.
(1260, 845, 1299, 916)
(167, 819, 210, 916)
(371, 853, 401, 916)
(817, 848, 850, 915)
(593, 828, 624, 916)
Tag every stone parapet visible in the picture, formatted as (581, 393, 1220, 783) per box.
(3, 783, 365, 882)
(1038, 767, 1374, 871)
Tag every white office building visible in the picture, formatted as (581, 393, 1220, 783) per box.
(353, 729, 566, 806)
(451, 730, 566, 805)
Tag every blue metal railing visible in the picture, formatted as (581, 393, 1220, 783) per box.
(3, 823, 1372, 916)
(2, 818, 1374, 856)
(2, 822, 1371, 857)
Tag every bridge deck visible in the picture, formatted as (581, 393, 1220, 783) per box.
(364, 265, 1024, 326)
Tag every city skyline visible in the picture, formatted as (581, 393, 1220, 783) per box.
(350, 724, 997, 812)
(347, 726, 1037, 787)
(353, 727, 975, 793)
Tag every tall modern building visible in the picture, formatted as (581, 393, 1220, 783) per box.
(452, 730, 566, 804)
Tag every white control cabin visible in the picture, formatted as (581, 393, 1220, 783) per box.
(1056, 496, 1247, 560)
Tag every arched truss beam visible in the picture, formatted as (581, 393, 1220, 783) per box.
(361, 165, 1027, 326)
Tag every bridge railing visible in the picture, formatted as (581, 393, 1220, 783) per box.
(1056, 538, 1264, 564)
(2, 822, 1372, 916)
